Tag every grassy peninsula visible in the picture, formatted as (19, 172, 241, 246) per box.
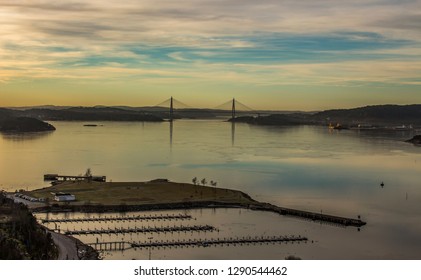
(29, 180, 257, 209)
(27, 179, 365, 227)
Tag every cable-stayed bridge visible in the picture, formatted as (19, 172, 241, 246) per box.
(155, 97, 256, 121)
(214, 98, 255, 120)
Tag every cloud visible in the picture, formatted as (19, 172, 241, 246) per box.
(2, 0, 421, 44)
(373, 14, 421, 31)
(0, 0, 421, 97)
(0, 1, 98, 12)
(29, 21, 112, 40)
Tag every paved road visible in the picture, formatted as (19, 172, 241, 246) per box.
(5, 193, 91, 260)
(5, 194, 45, 209)
(50, 231, 79, 260)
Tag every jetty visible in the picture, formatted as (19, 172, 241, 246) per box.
(251, 203, 366, 227)
(87, 235, 308, 251)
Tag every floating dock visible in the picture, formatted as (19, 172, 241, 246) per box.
(64, 224, 215, 236)
(41, 214, 192, 224)
(132, 235, 308, 249)
(87, 235, 308, 251)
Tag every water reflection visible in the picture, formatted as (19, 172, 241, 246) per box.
(231, 122, 235, 146)
(1, 131, 54, 141)
(169, 120, 173, 149)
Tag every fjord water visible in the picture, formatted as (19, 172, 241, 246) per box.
(2, 120, 421, 259)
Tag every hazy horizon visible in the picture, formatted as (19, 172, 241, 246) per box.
(1, 1, 421, 110)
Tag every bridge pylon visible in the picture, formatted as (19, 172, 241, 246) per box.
(169, 96, 174, 122)
(232, 98, 236, 120)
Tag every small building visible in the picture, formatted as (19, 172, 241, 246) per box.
(44, 174, 106, 182)
(53, 192, 76, 202)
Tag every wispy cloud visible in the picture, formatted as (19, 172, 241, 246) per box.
(1, 0, 421, 107)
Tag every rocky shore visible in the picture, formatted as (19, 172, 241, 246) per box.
(406, 135, 421, 145)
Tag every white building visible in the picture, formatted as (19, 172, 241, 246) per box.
(54, 192, 76, 202)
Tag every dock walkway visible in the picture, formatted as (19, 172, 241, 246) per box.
(41, 214, 191, 224)
(87, 235, 308, 251)
(252, 203, 366, 227)
(64, 224, 215, 236)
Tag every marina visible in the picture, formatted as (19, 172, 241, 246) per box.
(35, 209, 314, 259)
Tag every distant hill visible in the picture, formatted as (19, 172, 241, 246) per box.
(19, 107, 164, 122)
(3, 104, 421, 126)
(313, 104, 421, 125)
(230, 104, 421, 127)
(231, 113, 313, 126)
(6, 105, 72, 110)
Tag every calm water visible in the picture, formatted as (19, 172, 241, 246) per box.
(2, 120, 421, 259)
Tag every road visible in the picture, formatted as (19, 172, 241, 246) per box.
(50, 231, 79, 260)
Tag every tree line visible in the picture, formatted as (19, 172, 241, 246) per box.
(0, 192, 58, 259)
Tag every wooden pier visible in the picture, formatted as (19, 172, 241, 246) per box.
(87, 235, 308, 252)
(88, 241, 130, 251)
(64, 224, 215, 236)
(41, 214, 192, 224)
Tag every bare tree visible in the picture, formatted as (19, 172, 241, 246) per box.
(84, 168, 92, 183)
(84, 168, 92, 177)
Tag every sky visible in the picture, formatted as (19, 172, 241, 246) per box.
(1, 0, 421, 110)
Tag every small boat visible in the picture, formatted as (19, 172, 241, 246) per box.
(391, 125, 413, 131)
